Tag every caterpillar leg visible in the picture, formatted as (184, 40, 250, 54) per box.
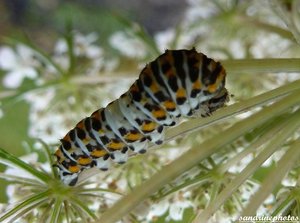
(61, 172, 79, 186)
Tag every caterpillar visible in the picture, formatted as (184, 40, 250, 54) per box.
(54, 48, 229, 186)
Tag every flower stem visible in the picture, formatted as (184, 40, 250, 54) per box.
(241, 139, 300, 216)
(195, 109, 300, 222)
(222, 58, 300, 74)
(165, 79, 300, 142)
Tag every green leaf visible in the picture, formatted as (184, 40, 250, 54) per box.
(197, 108, 300, 221)
(0, 148, 51, 183)
(0, 190, 51, 222)
(242, 139, 300, 216)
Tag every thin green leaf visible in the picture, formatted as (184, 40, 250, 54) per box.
(0, 81, 61, 108)
(70, 204, 89, 223)
(195, 108, 300, 221)
(39, 199, 55, 223)
(242, 139, 300, 216)
(155, 173, 212, 200)
(113, 14, 160, 56)
(70, 196, 97, 220)
(222, 58, 300, 74)
(165, 79, 300, 143)
(272, 194, 295, 216)
(219, 114, 290, 173)
(79, 188, 124, 196)
(0, 173, 45, 186)
(0, 148, 51, 183)
(64, 22, 76, 75)
(36, 139, 59, 179)
(5, 200, 46, 223)
(49, 198, 63, 223)
(63, 200, 73, 223)
(236, 14, 296, 42)
(0, 190, 51, 222)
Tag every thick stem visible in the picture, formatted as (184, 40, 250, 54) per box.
(221, 58, 300, 74)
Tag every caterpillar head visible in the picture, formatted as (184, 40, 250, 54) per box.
(206, 88, 229, 114)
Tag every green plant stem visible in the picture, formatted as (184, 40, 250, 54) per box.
(0, 190, 51, 221)
(0, 173, 45, 186)
(165, 79, 300, 143)
(218, 116, 290, 173)
(195, 109, 300, 222)
(65, 23, 76, 75)
(237, 14, 295, 41)
(0, 148, 51, 183)
(221, 58, 300, 74)
(241, 139, 300, 217)
(37, 139, 58, 178)
(271, 194, 295, 216)
(271, 1, 300, 45)
(156, 172, 212, 199)
(50, 198, 63, 223)
(95, 89, 300, 223)
(70, 196, 98, 220)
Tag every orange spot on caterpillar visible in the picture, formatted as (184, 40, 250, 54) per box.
(176, 88, 186, 98)
(69, 165, 80, 173)
(124, 132, 143, 141)
(152, 108, 166, 119)
(207, 83, 217, 93)
(193, 80, 201, 90)
(141, 121, 156, 132)
(164, 100, 176, 110)
(78, 156, 92, 165)
(108, 140, 125, 150)
(91, 149, 108, 158)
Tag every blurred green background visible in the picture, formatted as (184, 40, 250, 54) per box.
(0, 0, 188, 155)
(0, 0, 188, 203)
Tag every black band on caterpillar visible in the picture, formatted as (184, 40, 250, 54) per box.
(54, 48, 229, 186)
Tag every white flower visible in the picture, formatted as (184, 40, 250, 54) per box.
(155, 29, 176, 51)
(54, 32, 102, 58)
(185, 0, 217, 22)
(53, 32, 105, 73)
(25, 89, 55, 111)
(146, 199, 169, 221)
(146, 192, 193, 222)
(0, 45, 38, 88)
(109, 31, 147, 58)
(167, 198, 192, 221)
(281, 176, 296, 187)
(24, 89, 69, 142)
